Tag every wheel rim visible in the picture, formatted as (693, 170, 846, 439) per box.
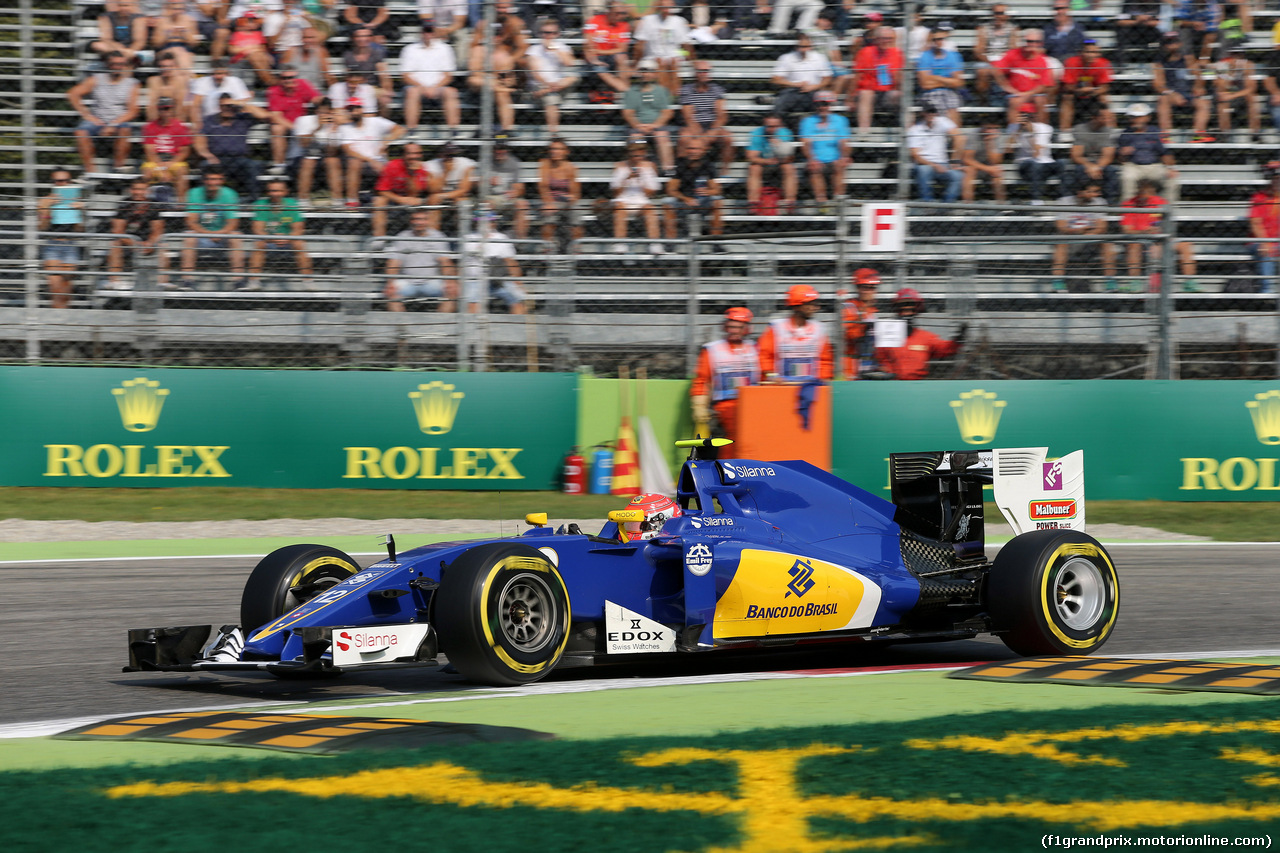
(1054, 557, 1106, 631)
(497, 572, 556, 654)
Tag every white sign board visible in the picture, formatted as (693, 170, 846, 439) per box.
(860, 203, 905, 252)
(874, 317, 908, 349)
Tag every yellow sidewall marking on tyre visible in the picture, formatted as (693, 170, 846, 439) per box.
(248, 556, 361, 642)
(478, 556, 571, 676)
(1039, 543, 1119, 650)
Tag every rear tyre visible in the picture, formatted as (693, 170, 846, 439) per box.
(987, 529, 1119, 656)
(435, 543, 571, 686)
(240, 544, 362, 634)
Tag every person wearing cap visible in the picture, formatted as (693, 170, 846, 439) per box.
(917, 27, 965, 126)
(623, 59, 676, 174)
(267, 64, 321, 174)
(973, 5, 1020, 107)
(371, 142, 434, 236)
(1153, 32, 1211, 141)
(770, 31, 833, 124)
(1212, 45, 1261, 142)
(799, 90, 850, 212)
(851, 26, 902, 137)
(960, 114, 1008, 203)
(632, 1, 692, 98)
(146, 53, 191, 125)
(757, 284, 834, 382)
(1007, 102, 1058, 204)
(527, 20, 579, 138)
(1249, 162, 1280, 292)
(875, 289, 964, 381)
(1058, 39, 1113, 137)
(840, 268, 880, 377)
(1121, 178, 1198, 293)
(610, 141, 664, 254)
(1117, 101, 1180, 206)
(992, 27, 1054, 124)
(690, 307, 760, 442)
(189, 59, 253, 121)
(337, 99, 403, 207)
(141, 96, 193, 197)
(399, 20, 460, 135)
(908, 103, 962, 204)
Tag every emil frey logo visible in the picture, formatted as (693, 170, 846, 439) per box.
(785, 559, 816, 598)
(684, 542, 713, 576)
(1043, 460, 1064, 491)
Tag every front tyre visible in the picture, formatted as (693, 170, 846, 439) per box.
(240, 544, 362, 634)
(435, 543, 571, 686)
(987, 529, 1119, 656)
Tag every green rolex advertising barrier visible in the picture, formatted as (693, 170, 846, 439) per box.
(0, 368, 577, 489)
(832, 381, 1280, 501)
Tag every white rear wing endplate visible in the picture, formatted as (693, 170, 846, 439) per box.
(991, 447, 1086, 536)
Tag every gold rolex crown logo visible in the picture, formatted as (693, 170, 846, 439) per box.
(950, 389, 1006, 445)
(111, 377, 169, 433)
(1246, 390, 1280, 445)
(409, 381, 464, 435)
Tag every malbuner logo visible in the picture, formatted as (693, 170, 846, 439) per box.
(409, 381, 464, 435)
(112, 377, 169, 432)
(1246, 390, 1280, 445)
(950, 389, 1006, 445)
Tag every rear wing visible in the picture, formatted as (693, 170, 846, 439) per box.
(991, 447, 1086, 536)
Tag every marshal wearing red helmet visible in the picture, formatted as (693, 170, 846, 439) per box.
(617, 493, 682, 542)
(875, 288, 966, 380)
(757, 284, 834, 382)
(840, 268, 881, 377)
(690, 306, 760, 442)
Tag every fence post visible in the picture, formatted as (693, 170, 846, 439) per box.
(343, 248, 372, 363)
(686, 213, 702, 377)
(20, 0, 39, 360)
(457, 198, 473, 370)
(835, 199, 849, 379)
(1156, 204, 1176, 380)
(547, 249, 574, 371)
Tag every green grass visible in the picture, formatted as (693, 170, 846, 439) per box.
(0, 489, 1278, 540)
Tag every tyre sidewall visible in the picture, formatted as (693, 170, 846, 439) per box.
(1030, 537, 1119, 651)
(241, 544, 362, 632)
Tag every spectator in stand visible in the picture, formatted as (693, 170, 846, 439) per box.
(69, 52, 141, 174)
(1007, 103, 1058, 204)
(992, 28, 1053, 124)
(538, 138, 582, 247)
(371, 141, 433, 237)
(340, 0, 399, 44)
(1213, 45, 1261, 142)
(757, 284, 834, 382)
(1116, 0, 1163, 69)
(690, 306, 759, 443)
(426, 140, 475, 227)
(664, 137, 723, 241)
(266, 63, 321, 174)
(180, 166, 245, 289)
(247, 178, 313, 290)
(106, 178, 168, 291)
(487, 138, 529, 240)
(1051, 180, 1117, 292)
(1262, 39, 1280, 134)
(746, 113, 798, 214)
(1175, 0, 1219, 64)
(1249, 161, 1280, 293)
(917, 27, 965, 126)
(527, 21, 579, 138)
(839, 267, 879, 378)
(415, 0, 466, 39)
(1043, 1, 1086, 67)
(383, 208, 458, 312)
(908, 103, 962, 204)
(37, 169, 84, 309)
(90, 0, 150, 64)
(848, 10, 891, 55)
(973, 4, 1020, 107)
(960, 114, 1007, 203)
(141, 97, 193, 197)
(1121, 178, 1199, 292)
(610, 140, 663, 254)
(194, 94, 279, 201)
(809, 13, 849, 100)
(1059, 39, 1112, 137)
(282, 26, 334, 92)
(189, 58, 251, 122)
(623, 59, 676, 174)
(770, 32, 832, 125)
(876, 288, 965, 380)
(466, 13, 523, 134)
(633, 1, 692, 98)
(264, 0, 311, 60)
(152, 0, 200, 72)
(851, 28, 902, 138)
(678, 61, 733, 171)
(1065, 104, 1119, 203)
(1154, 32, 1212, 141)
(146, 53, 191, 124)
(342, 27, 389, 92)
(460, 213, 527, 314)
(799, 90, 850, 212)
(583, 2, 633, 96)
(400, 20, 461, 137)
(1118, 102, 1180, 205)
(768, 0, 820, 36)
(339, 99, 403, 208)
(294, 98, 345, 206)
(329, 66, 383, 119)
(226, 12, 276, 87)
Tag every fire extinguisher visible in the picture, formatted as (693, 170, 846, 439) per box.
(563, 447, 585, 495)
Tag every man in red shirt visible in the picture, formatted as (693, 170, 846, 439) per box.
(690, 306, 760, 442)
(265, 63, 320, 174)
(1059, 39, 1112, 135)
(141, 97, 192, 197)
(583, 1, 632, 96)
(851, 30, 902, 137)
(1248, 162, 1280, 293)
(372, 141, 436, 237)
(992, 32, 1054, 125)
(1121, 178, 1198, 292)
(876, 288, 965, 381)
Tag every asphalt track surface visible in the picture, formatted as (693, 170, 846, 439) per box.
(3, 543, 1280, 729)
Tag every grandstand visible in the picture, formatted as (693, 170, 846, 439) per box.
(1, 0, 1278, 377)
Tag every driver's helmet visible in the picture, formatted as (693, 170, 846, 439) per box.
(621, 493, 682, 541)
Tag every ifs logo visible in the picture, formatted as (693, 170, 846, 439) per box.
(950, 389, 1006, 445)
(1043, 460, 1064, 490)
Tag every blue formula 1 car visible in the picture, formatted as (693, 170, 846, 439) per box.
(125, 441, 1119, 686)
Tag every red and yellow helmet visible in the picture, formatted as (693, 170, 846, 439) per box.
(621, 493, 682, 541)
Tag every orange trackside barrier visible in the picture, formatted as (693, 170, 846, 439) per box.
(734, 384, 832, 469)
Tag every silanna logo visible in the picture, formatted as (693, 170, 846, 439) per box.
(721, 462, 776, 480)
(785, 559, 816, 598)
(689, 516, 733, 529)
